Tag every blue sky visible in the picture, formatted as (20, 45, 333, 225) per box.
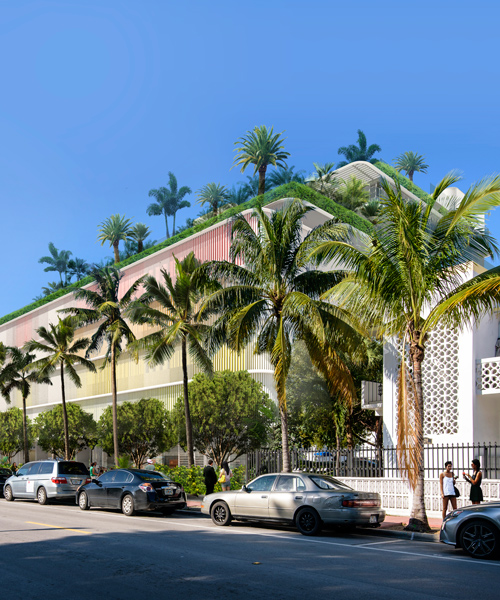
(2, 0, 500, 317)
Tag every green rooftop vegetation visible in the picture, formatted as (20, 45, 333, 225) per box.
(0, 182, 372, 327)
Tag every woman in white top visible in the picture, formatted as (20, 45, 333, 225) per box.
(439, 460, 457, 520)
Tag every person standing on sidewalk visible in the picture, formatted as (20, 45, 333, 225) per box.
(219, 461, 232, 491)
(463, 459, 483, 504)
(440, 461, 458, 520)
(203, 459, 217, 495)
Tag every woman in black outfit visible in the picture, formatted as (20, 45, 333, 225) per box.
(463, 458, 483, 504)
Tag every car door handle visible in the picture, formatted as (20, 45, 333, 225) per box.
(295, 496, 303, 499)
(261, 495, 268, 498)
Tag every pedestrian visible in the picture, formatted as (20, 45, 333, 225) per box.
(440, 460, 458, 520)
(218, 460, 232, 491)
(203, 459, 217, 496)
(463, 459, 483, 505)
(89, 462, 97, 479)
(144, 458, 155, 471)
(11, 462, 17, 474)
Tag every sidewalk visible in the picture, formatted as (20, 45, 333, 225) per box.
(185, 496, 441, 542)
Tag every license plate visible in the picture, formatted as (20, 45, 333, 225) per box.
(370, 515, 378, 524)
(163, 488, 174, 496)
(71, 479, 81, 485)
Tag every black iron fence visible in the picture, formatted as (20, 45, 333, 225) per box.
(247, 443, 500, 480)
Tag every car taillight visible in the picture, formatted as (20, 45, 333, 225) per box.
(139, 483, 154, 492)
(85, 478, 91, 484)
(342, 499, 380, 508)
(51, 477, 68, 484)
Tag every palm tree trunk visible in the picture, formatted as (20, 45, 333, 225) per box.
(172, 212, 176, 237)
(164, 213, 170, 239)
(258, 165, 267, 196)
(280, 402, 290, 472)
(22, 393, 29, 464)
(181, 337, 194, 467)
(60, 364, 70, 460)
(113, 241, 120, 264)
(408, 333, 430, 532)
(138, 240, 144, 253)
(409, 171, 414, 182)
(111, 343, 119, 467)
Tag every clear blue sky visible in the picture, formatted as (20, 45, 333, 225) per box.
(2, 0, 500, 317)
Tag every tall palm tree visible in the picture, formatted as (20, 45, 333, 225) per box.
(227, 185, 251, 206)
(97, 214, 133, 264)
(127, 252, 219, 467)
(239, 175, 260, 199)
(39, 242, 73, 285)
(267, 166, 306, 188)
(196, 183, 232, 215)
(0, 347, 52, 463)
(147, 173, 191, 238)
(233, 125, 290, 196)
(41, 281, 65, 296)
(393, 151, 429, 182)
(61, 267, 144, 466)
(201, 200, 363, 472)
(130, 222, 152, 253)
(311, 174, 500, 531)
(67, 257, 91, 282)
(25, 316, 96, 460)
(337, 129, 381, 167)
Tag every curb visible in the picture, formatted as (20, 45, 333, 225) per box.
(357, 526, 440, 543)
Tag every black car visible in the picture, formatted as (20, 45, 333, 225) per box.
(0, 468, 13, 497)
(76, 469, 187, 516)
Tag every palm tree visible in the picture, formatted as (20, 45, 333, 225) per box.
(25, 317, 96, 460)
(147, 173, 191, 238)
(233, 125, 290, 196)
(201, 200, 363, 472)
(97, 214, 133, 264)
(0, 347, 51, 463)
(127, 252, 219, 467)
(336, 176, 370, 211)
(305, 163, 339, 199)
(337, 129, 381, 167)
(196, 183, 232, 215)
(393, 151, 429, 182)
(360, 199, 381, 223)
(267, 166, 306, 188)
(67, 257, 91, 282)
(130, 223, 152, 253)
(61, 266, 144, 466)
(39, 242, 73, 285)
(239, 175, 260, 199)
(41, 281, 65, 296)
(311, 173, 500, 531)
(227, 185, 251, 206)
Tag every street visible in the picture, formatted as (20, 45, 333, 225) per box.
(1, 499, 499, 600)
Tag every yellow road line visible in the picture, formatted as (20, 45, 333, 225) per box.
(26, 521, 91, 535)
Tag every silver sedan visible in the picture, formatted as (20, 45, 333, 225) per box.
(201, 471, 385, 536)
(440, 502, 500, 559)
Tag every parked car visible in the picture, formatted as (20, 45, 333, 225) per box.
(0, 468, 13, 497)
(76, 469, 186, 516)
(201, 471, 385, 536)
(3, 460, 90, 504)
(440, 502, 500, 559)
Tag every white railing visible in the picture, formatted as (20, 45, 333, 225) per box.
(476, 357, 500, 393)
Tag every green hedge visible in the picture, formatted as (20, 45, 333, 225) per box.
(154, 464, 246, 496)
(0, 182, 371, 327)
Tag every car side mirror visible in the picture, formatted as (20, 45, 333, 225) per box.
(242, 484, 251, 493)
(95, 479, 102, 486)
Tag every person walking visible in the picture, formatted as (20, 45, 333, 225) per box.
(440, 460, 458, 520)
(203, 459, 217, 496)
(463, 459, 483, 504)
(144, 459, 156, 471)
(89, 462, 98, 479)
(11, 462, 17, 474)
(219, 461, 232, 492)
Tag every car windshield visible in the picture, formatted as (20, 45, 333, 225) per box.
(135, 471, 170, 482)
(58, 462, 89, 476)
(0, 468, 11, 476)
(308, 475, 353, 491)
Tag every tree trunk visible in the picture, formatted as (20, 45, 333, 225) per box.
(407, 331, 430, 532)
(60, 364, 70, 460)
(182, 337, 194, 467)
(138, 240, 144, 253)
(111, 343, 120, 467)
(22, 393, 29, 464)
(258, 165, 267, 196)
(409, 171, 414, 182)
(280, 402, 290, 472)
(113, 241, 120, 264)
(164, 213, 170, 239)
(172, 212, 176, 237)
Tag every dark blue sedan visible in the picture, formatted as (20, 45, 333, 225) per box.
(76, 468, 186, 516)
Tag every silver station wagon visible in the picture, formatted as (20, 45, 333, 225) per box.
(3, 460, 91, 504)
(201, 471, 385, 536)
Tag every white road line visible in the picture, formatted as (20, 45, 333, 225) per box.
(357, 539, 401, 546)
(1, 505, 499, 568)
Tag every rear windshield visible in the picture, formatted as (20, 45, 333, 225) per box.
(135, 471, 170, 482)
(57, 462, 89, 476)
(308, 475, 353, 491)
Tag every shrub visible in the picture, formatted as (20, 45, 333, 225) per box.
(154, 464, 246, 496)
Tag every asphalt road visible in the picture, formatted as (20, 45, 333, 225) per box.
(1, 499, 499, 600)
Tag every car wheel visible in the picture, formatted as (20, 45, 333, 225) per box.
(121, 494, 135, 517)
(37, 487, 48, 505)
(4, 485, 14, 501)
(296, 507, 322, 536)
(211, 501, 232, 526)
(78, 491, 90, 511)
(161, 508, 175, 516)
(460, 519, 499, 559)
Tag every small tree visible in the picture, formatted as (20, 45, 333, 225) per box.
(35, 404, 97, 459)
(0, 407, 35, 462)
(171, 371, 274, 466)
(98, 398, 174, 468)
